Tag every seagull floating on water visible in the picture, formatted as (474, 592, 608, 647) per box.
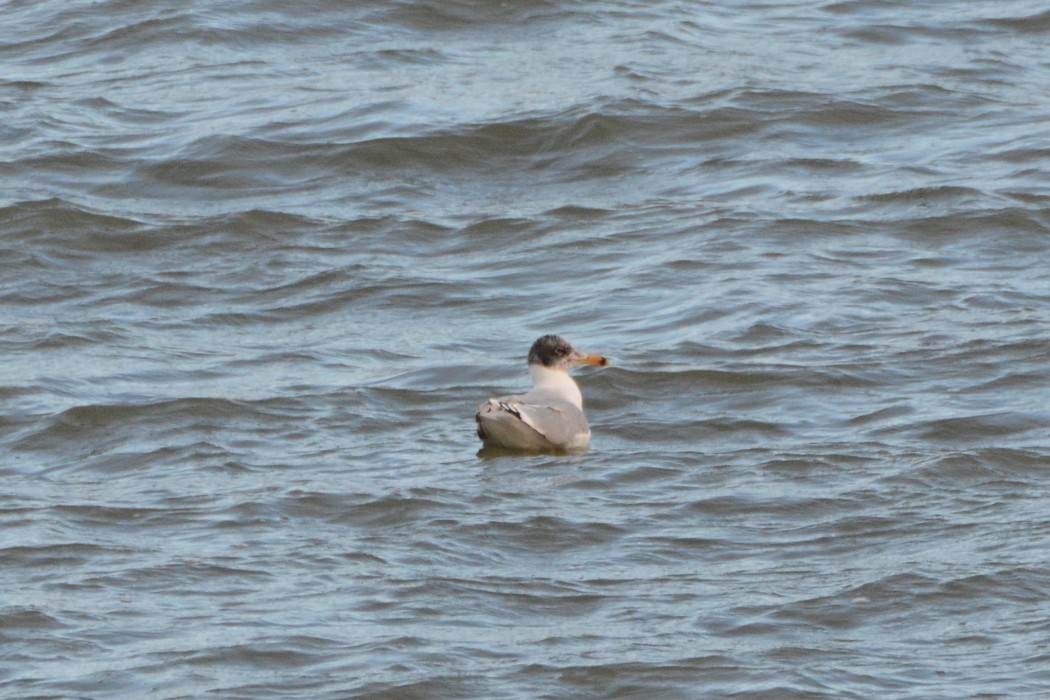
(476, 335, 609, 452)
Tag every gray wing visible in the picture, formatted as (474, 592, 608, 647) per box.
(509, 397, 590, 449)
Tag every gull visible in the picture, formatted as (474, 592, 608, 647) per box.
(476, 335, 609, 452)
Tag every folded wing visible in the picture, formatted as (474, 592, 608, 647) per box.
(476, 395, 591, 451)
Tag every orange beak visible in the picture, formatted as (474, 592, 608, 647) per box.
(576, 352, 610, 366)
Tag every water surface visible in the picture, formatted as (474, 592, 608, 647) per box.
(3, 1, 1050, 697)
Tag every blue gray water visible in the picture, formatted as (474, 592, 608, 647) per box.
(3, 1, 1050, 697)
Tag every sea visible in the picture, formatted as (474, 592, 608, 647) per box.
(2, 1, 1050, 697)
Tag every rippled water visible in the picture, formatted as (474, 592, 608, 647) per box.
(3, 1, 1050, 697)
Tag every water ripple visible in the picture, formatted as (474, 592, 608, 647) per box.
(3, 0, 1050, 697)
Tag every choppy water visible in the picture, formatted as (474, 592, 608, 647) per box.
(3, 1, 1050, 697)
